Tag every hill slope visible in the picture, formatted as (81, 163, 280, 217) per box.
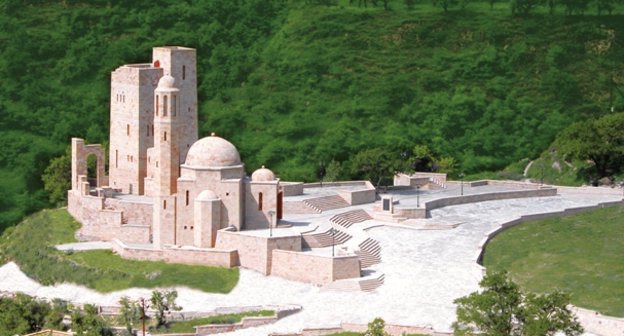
(1, 1, 623, 230)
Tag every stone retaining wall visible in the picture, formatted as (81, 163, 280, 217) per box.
(111, 239, 237, 267)
(476, 200, 623, 264)
(271, 250, 361, 285)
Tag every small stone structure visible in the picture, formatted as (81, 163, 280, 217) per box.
(67, 47, 363, 285)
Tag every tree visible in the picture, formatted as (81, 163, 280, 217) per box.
(453, 271, 583, 336)
(556, 113, 624, 182)
(350, 148, 410, 187)
(364, 317, 390, 336)
(511, 0, 542, 15)
(41, 148, 71, 205)
(118, 296, 140, 336)
(404, 0, 416, 9)
(71, 304, 113, 336)
(433, 0, 458, 12)
(150, 289, 182, 329)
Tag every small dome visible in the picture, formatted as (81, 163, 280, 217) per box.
(184, 133, 242, 168)
(157, 75, 176, 89)
(197, 189, 219, 201)
(251, 166, 276, 181)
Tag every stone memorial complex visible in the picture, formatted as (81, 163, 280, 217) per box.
(68, 46, 376, 285)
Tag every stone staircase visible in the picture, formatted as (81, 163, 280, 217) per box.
(282, 201, 318, 215)
(321, 272, 385, 292)
(330, 209, 373, 228)
(301, 228, 352, 248)
(356, 238, 382, 268)
(359, 273, 385, 292)
(302, 195, 350, 213)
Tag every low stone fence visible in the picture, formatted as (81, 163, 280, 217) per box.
(391, 187, 558, 219)
(270, 321, 452, 336)
(111, 239, 238, 268)
(476, 200, 623, 264)
(281, 182, 304, 196)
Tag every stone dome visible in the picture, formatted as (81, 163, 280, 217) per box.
(251, 166, 276, 181)
(196, 189, 219, 201)
(157, 75, 176, 89)
(184, 133, 241, 168)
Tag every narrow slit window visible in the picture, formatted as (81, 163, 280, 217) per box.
(163, 95, 168, 116)
(164, 131, 167, 141)
(182, 65, 186, 80)
(146, 125, 149, 136)
(185, 190, 189, 206)
(258, 192, 263, 211)
(126, 124, 130, 136)
(115, 150, 118, 168)
(172, 95, 177, 116)
(155, 96, 159, 116)
(163, 200, 167, 209)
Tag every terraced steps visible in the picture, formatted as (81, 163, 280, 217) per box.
(301, 228, 352, 248)
(302, 195, 350, 213)
(330, 209, 373, 228)
(356, 238, 382, 268)
(321, 272, 385, 292)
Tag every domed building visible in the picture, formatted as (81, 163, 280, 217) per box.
(67, 46, 364, 286)
(69, 47, 283, 250)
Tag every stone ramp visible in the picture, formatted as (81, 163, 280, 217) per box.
(330, 209, 373, 228)
(302, 195, 350, 213)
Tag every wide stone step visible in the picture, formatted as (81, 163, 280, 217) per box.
(330, 209, 373, 228)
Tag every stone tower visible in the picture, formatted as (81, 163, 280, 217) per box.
(108, 46, 197, 195)
(108, 64, 162, 195)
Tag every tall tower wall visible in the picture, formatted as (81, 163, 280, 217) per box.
(109, 64, 162, 194)
(152, 47, 197, 165)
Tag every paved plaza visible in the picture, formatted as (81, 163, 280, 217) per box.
(0, 184, 622, 335)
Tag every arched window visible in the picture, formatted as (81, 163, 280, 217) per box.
(258, 192, 263, 211)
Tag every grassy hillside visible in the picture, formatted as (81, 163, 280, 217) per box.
(1, 1, 623, 231)
(0, 208, 239, 293)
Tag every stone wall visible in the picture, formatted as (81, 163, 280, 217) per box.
(215, 231, 301, 274)
(336, 181, 376, 205)
(270, 250, 361, 285)
(111, 239, 237, 267)
(281, 182, 304, 196)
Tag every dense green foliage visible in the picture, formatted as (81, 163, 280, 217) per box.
(0, 208, 239, 293)
(1, 1, 624, 231)
(554, 112, 624, 182)
(453, 271, 583, 335)
(484, 206, 624, 317)
(0, 294, 110, 336)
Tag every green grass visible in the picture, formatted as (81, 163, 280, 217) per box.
(0, 208, 239, 293)
(150, 310, 274, 334)
(324, 333, 426, 336)
(484, 206, 624, 317)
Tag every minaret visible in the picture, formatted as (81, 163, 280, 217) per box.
(153, 75, 180, 195)
(152, 47, 197, 165)
(152, 75, 180, 247)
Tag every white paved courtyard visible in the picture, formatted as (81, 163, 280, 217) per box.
(0, 185, 621, 335)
